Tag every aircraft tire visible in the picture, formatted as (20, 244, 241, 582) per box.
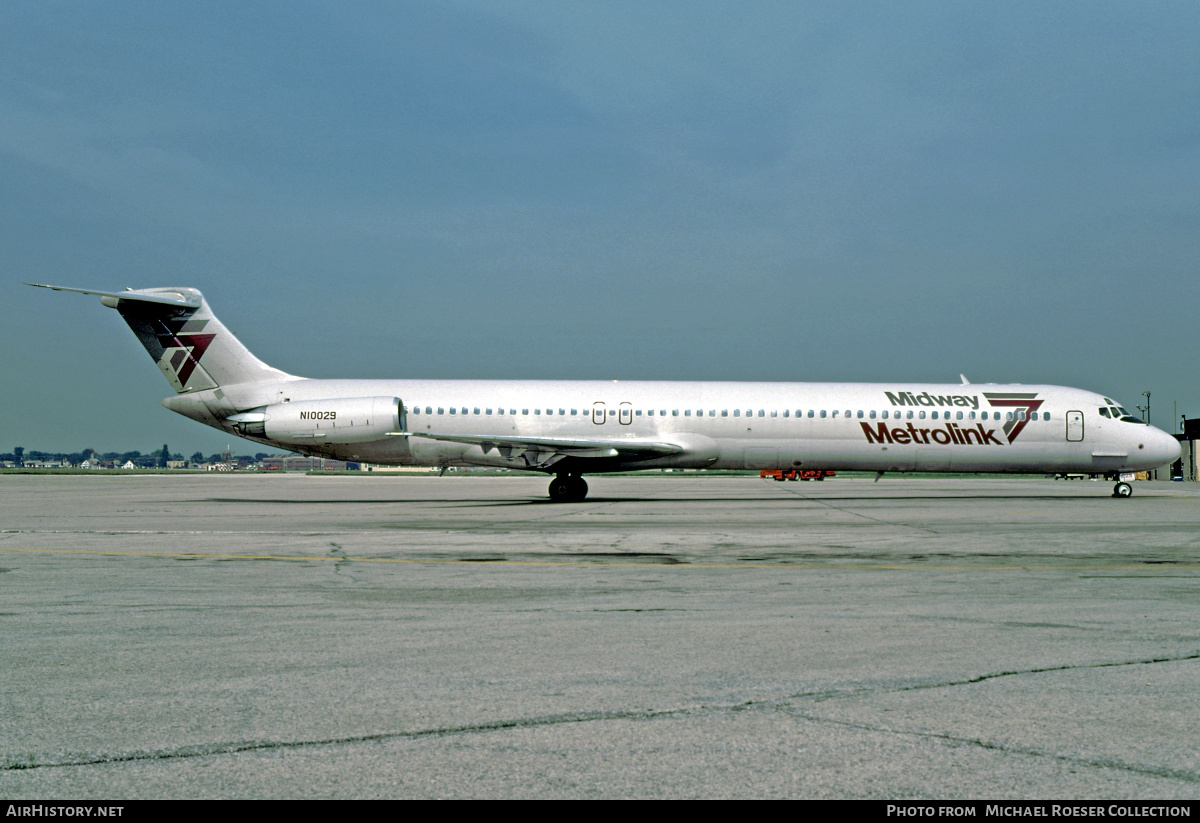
(549, 475, 588, 503)
(1113, 482, 1133, 498)
(572, 476, 588, 501)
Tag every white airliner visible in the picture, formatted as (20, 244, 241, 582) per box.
(31, 284, 1181, 500)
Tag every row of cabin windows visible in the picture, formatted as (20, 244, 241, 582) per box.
(408, 406, 1049, 422)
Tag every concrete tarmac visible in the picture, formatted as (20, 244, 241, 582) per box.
(1, 472, 1198, 799)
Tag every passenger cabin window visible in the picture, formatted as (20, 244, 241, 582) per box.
(820, 410, 827, 418)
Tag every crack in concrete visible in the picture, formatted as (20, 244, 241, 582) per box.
(7, 651, 1198, 778)
(0, 708, 689, 771)
(775, 650, 1200, 703)
(772, 704, 1200, 784)
(895, 650, 1200, 693)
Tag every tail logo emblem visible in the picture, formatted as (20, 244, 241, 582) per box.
(153, 318, 214, 387)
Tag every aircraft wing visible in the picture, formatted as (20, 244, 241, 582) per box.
(409, 432, 682, 469)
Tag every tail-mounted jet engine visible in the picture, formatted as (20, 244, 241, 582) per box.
(227, 397, 404, 444)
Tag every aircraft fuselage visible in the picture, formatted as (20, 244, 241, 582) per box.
(164, 377, 1181, 476)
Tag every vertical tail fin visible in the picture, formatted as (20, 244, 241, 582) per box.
(28, 284, 294, 392)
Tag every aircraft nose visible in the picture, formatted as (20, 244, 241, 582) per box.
(1146, 427, 1181, 468)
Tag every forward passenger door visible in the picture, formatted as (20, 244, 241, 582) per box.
(1066, 410, 1084, 442)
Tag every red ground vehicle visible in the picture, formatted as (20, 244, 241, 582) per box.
(760, 469, 835, 481)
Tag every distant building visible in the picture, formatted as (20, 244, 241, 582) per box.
(1172, 418, 1200, 482)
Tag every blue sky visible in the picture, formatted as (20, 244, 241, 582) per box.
(3, 1, 1199, 453)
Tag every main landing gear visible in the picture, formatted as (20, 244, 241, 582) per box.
(548, 474, 588, 503)
(1112, 481, 1133, 498)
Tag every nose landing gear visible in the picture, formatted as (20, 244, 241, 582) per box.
(548, 474, 588, 503)
(1112, 481, 1133, 498)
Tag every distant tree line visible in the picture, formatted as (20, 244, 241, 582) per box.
(3, 446, 275, 468)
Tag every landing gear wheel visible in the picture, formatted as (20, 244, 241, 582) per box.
(1113, 481, 1133, 498)
(548, 475, 588, 503)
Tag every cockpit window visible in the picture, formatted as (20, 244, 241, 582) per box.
(1113, 405, 1144, 423)
(1099, 407, 1110, 418)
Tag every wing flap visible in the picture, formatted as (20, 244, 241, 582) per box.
(409, 432, 681, 463)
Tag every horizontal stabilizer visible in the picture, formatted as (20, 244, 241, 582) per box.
(26, 283, 201, 309)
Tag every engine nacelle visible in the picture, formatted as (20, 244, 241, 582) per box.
(229, 397, 404, 445)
